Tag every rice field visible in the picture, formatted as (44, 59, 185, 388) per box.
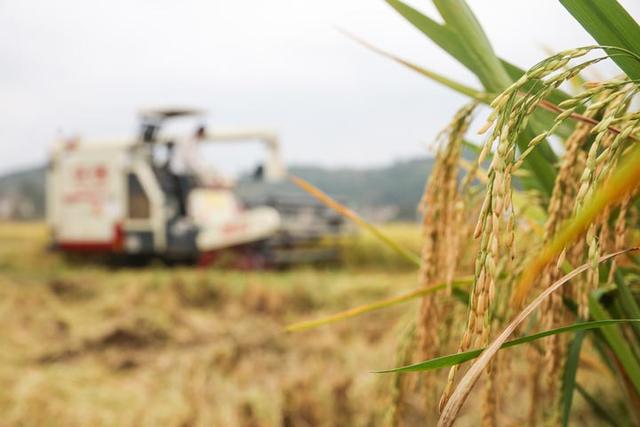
(0, 221, 413, 426)
(0, 222, 623, 426)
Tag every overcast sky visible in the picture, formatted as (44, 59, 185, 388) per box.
(2, 0, 640, 176)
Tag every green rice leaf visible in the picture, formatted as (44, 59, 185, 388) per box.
(515, 127, 556, 197)
(561, 0, 640, 80)
(339, 30, 491, 103)
(385, 0, 571, 107)
(384, 0, 558, 194)
(376, 319, 640, 373)
(385, 0, 480, 76)
(432, 0, 511, 92)
(562, 329, 586, 427)
(575, 384, 620, 427)
(613, 269, 640, 340)
(589, 297, 640, 394)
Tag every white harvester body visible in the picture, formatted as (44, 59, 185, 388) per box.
(48, 141, 128, 248)
(47, 110, 285, 261)
(47, 108, 346, 265)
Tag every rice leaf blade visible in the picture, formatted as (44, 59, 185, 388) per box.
(589, 296, 640, 394)
(385, 0, 571, 108)
(376, 319, 639, 374)
(286, 277, 474, 332)
(385, 0, 480, 75)
(432, 0, 511, 92)
(560, 0, 640, 80)
(339, 30, 490, 102)
(575, 383, 621, 427)
(289, 175, 421, 267)
(562, 329, 586, 427)
(613, 270, 640, 340)
(382, 0, 558, 193)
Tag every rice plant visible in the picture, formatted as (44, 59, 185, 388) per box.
(289, 1, 640, 425)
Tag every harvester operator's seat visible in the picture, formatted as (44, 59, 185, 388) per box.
(151, 141, 196, 218)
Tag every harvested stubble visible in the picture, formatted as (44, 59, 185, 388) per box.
(0, 222, 420, 427)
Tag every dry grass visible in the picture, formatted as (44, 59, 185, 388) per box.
(0, 222, 621, 426)
(0, 221, 418, 427)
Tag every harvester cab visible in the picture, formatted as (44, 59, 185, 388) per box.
(47, 108, 345, 266)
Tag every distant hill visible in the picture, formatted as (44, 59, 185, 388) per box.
(0, 166, 46, 220)
(282, 158, 433, 220)
(0, 158, 435, 221)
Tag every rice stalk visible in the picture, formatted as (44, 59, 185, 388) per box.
(386, 322, 416, 427)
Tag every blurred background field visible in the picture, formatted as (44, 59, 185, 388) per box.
(4, 1, 640, 425)
(0, 221, 421, 426)
(0, 222, 619, 427)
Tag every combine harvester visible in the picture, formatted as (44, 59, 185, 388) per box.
(47, 108, 346, 267)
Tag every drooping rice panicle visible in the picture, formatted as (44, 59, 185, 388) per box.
(534, 92, 618, 416)
(440, 46, 640, 422)
(572, 86, 636, 320)
(416, 103, 477, 417)
(523, 78, 638, 422)
(537, 119, 591, 417)
(608, 190, 635, 282)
